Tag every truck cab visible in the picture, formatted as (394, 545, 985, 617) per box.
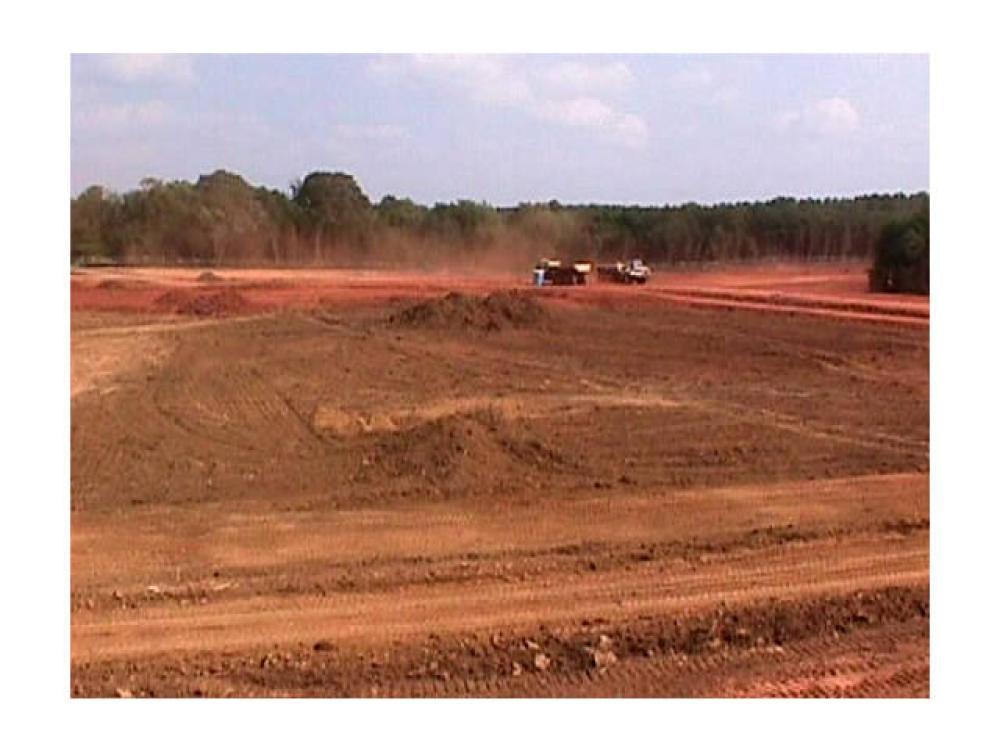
(624, 259, 651, 283)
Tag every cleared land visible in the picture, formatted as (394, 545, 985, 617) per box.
(70, 263, 929, 698)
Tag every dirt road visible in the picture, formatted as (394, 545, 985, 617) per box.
(70, 265, 929, 697)
(71, 261, 928, 325)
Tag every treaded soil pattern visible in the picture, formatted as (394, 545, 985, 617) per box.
(70, 265, 929, 698)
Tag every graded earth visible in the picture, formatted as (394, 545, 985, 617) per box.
(70, 263, 929, 698)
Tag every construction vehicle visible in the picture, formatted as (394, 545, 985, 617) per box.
(597, 258, 652, 285)
(532, 258, 593, 286)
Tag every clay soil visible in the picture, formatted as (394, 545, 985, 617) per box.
(70, 263, 929, 698)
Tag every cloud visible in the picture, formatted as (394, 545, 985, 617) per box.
(99, 54, 196, 85)
(395, 55, 533, 107)
(539, 60, 635, 94)
(813, 97, 861, 134)
(666, 62, 745, 109)
(669, 64, 714, 89)
(534, 97, 648, 148)
(371, 55, 648, 149)
(74, 100, 173, 133)
(775, 97, 861, 136)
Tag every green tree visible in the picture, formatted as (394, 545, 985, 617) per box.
(70, 185, 122, 262)
(120, 179, 208, 264)
(69, 168, 930, 271)
(195, 170, 269, 264)
(869, 207, 930, 294)
(292, 171, 373, 261)
(376, 195, 427, 230)
(255, 186, 303, 263)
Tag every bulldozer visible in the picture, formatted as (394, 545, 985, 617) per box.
(532, 258, 593, 286)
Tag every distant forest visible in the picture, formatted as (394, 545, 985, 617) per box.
(71, 170, 929, 282)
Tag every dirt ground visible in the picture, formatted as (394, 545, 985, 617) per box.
(70, 263, 929, 698)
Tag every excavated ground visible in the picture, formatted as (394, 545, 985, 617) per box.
(70, 265, 929, 698)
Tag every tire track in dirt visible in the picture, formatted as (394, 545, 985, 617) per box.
(70, 524, 928, 618)
(692, 398, 928, 454)
(719, 627, 929, 698)
(71, 472, 928, 596)
(642, 288, 928, 327)
(71, 533, 927, 663)
(152, 357, 321, 457)
(718, 324, 928, 389)
(380, 619, 928, 699)
(372, 317, 926, 458)
(72, 589, 927, 698)
(72, 313, 273, 339)
(312, 392, 682, 435)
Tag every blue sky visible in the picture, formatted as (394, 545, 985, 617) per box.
(70, 54, 928, 205)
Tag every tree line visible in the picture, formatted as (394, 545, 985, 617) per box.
(71, 170, 929, 277)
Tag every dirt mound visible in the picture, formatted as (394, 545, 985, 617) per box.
(353, 410, 564, 495)
(389, 290, 547, 332)
(96, 278, 147, 291)
(70, 585, 928, 697)
(196, 271, 225, 284)
(153, 288, 252, 317)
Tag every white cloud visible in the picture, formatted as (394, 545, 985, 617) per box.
(813, 97, 861, 134)
(669, 64, 714, 89)
(74, 100, 173, 133)
(614, 114, 651, 147)
(371, 55, 648, 149)
(775, 97, 861, 136)
(534, 97, 648, 148)
(404, 55, 533, 107)
(539, 61, 635, 94)
(666, 63, 743, 108)
(534, 97, 616, 129)
(100, 54, 196, 85)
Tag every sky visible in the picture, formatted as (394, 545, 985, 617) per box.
(70, 54, 928, 206)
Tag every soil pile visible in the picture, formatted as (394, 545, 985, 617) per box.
(153, 288, 252, 317)
(96, 278, 149, 291)
(354, 410, 564, 494)
(196, 271, 225, 284)
(389, 291, 547, 332)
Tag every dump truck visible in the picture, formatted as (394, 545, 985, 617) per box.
(597, 258, 652, 285)
(532, 258, 593, 286)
